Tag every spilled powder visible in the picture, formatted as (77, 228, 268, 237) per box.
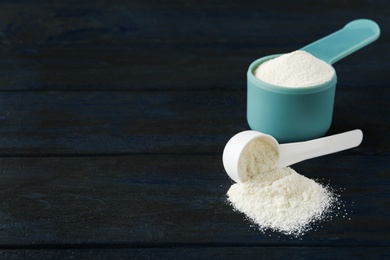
(227, 138, 338, 237)
(254, 50, 335, 88)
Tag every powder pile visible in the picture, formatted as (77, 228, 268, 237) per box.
(254, 50, 335, 87)
(227, 138, 336, 237)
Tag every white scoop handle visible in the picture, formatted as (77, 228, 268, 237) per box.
(278, 129, 363, 167)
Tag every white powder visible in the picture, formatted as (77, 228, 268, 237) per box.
(227, 139, 336, 237)
(254, 50, 335, 87)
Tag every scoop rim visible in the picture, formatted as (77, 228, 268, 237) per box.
(248, 54, 337, 95)
(222, 130, 279, 183)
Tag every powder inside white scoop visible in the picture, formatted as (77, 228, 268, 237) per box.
(254, 50, 335, 88)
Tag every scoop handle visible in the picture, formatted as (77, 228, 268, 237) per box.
(301, 19, 380, 64)
(278, 130, 363, 167)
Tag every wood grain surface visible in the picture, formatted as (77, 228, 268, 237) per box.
(0, 0, 389, 259)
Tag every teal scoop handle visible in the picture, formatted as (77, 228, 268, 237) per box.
(301, 19, 380, 64)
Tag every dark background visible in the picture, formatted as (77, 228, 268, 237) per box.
(0, 0, 388, 259)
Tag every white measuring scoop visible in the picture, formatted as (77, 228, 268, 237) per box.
(222, 129, 363, 183)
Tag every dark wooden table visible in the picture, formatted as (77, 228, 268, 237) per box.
(0, 1, 389, 259)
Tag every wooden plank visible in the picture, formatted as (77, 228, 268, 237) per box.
(0, 43, 387, 91)
(0, 247, 389, 259)
(0, 44, 260, 91)
(0, 1, 387, 46)
(3, 1, 384, 46)
(0, 91, 244, 155)
(0, 90, 388, 155)
(0, 155, 388, 245)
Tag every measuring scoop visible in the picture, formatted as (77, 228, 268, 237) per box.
(247, 19, 380, 142)
(223, 129, 363, 183)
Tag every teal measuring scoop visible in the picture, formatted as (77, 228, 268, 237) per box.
(247, 19, 380, 142)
